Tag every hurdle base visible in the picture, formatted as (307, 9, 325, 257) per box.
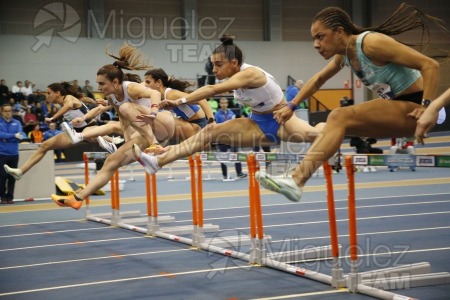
(121, 215, 175, 225)
(205, 235, 271, 248)
(88, 210, 141, 218)
(266, 245, 338, 263)
(158, 224, 220, 235)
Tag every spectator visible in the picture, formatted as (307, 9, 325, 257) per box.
(208, 98, 218, 114)
(0, 79, 10, 105)
(33, 102, 45, 122)
(29, 123, 43, 143)
(21, 80, 36, 103)
(0, 104, 23, 204)
(215, 97, 247, 180)
(42, 97, 54, 118)
(285, 80, 308, 109)
(43, 123, 64, 162)
(12, 108, 24, 126)
(11, 81, 24, 102)
(82, 80, 95, 99)
(23, 107, 38, 134)
(72, 80, 83, 93)
(9, 98, 20, 113)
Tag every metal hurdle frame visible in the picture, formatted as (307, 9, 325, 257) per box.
(84, 151, 450, 299)
(342, 155, 450, 299)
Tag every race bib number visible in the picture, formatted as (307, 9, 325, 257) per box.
(368, 83, 394, 100)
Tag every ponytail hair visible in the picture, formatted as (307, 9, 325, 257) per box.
(123, 73, 142, 83)
(47, 82, 83, 99)
(97, 42, 152, 83)
(145, 68, 193, 92)
(313, 3, 448, 47)
(212, 34, 243, 65)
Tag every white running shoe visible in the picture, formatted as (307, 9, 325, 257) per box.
(97, 136, 117, 154)
(255, 171, 303, 203)
(132, 144, 161, 175)
(111, 136, 124, 145)
(61, 122, 83, 144)
(4, 165, 23, 180)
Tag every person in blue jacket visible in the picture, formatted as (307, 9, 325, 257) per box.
(0, 104, 23, 204)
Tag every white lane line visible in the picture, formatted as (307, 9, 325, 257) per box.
(250, 289, 348, 300)
(271, 226, 450, 243)
(231, 210, 450, 231)
(0, 226, 111, 239)
(0, 265, 254, 297)
(0, 248, 191, 270)
(0, 236, 144, 252)
(0, 219, 83, 228)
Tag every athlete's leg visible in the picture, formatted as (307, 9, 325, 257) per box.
(80, 121, 123, 142)
(156, 118, 271, 167)
(73, 134, 148, 199)
(17, 134, 76, 175)
(294, 99, 419, 187)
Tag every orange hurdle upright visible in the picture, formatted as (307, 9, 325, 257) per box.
(323, 161, 345, 288)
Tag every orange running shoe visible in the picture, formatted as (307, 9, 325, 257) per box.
(51, 194, 83, 210)
(144, 143, 165, 155)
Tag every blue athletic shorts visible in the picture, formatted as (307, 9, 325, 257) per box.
(249, 112, 280, 143)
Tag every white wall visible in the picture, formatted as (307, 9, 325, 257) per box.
(0, 35, 352, 93)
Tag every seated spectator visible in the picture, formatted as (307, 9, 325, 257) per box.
(11, 81, 24, 102)
(33, 102, 45, 122)
(28, 123, 43, 143)
(21, 80, 36, 103)
(0, 79, 10, 105)
(9, 98, 20, 113)
(12, 108, 24, 126)
(23, 107, 38, 134)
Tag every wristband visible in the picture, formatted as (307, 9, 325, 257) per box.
(207, 117, 215, 124)
(180, 97, 187, 104)
(287, 102, 297, 111)
(150, 112, 157, 116)
(421, 99, 431, 107)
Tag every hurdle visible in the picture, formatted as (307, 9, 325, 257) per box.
(342, 155, 450, 299)
(83, 151, 449, 298)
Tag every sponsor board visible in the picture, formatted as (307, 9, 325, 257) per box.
(415, 155, 435, 167)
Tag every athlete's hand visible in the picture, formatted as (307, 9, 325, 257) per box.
(71, 117, 85, 127)
(44, 117, 53, 124)
(159, 99, 179, 110)
(410, 108, 439, 145)
(96, 98, 109, 106)
(136, 113, 157, 123)
(273, 106, 294, 125)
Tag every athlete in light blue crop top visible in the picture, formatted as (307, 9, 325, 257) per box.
(347, 31, 421, 100)
(262, 4, 448, 203)
(132, 35, 325, 178)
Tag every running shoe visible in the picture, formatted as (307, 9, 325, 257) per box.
(132, 144, 161, 175)
(111, 136, 125, 145)
(51, 194, 83, 210)
(97, 136, 117, 154)
(4, 165, 23, 180)
(144, 143, 165, 155)
(61, 122, 83, 144)
(255, 171, 303, 203)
